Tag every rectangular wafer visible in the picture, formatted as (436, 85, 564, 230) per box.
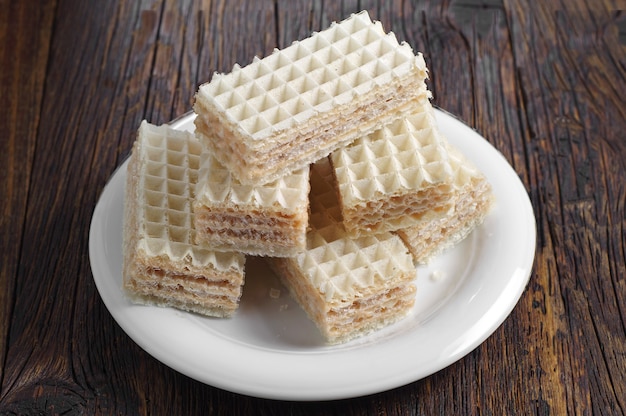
(193, 131, 310, 257)
(123, 121, 246, 318)
(396, 144, 495, 263)
(330, 102, 456, 236)
(267, 157, 416, 344)
(194, 10, 430, 185)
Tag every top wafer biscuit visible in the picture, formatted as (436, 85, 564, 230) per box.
(194, 10, 430, 185)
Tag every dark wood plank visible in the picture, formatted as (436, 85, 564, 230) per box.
(0, 0, 57, 388)
(505, 1, 626, 414)
(0, 0, 167, 413)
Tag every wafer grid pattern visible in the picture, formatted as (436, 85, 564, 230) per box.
(202, 11, 418, 140)
(301, 159, 415, 303)
(137, 123, 242, 270)
(396, 144, 495, 263)
(332, 108, 452, 204)
(196, 143, 310, 209)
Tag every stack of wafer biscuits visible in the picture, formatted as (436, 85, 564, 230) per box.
(122, 11, 494, 342)
(123, 122, 246, 318)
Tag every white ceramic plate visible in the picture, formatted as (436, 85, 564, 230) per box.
(89, 109, 536, 401)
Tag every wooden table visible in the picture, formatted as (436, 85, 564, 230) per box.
(2, 0, 625, 414)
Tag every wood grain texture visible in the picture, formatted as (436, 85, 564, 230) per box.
(1, 0, 624, 414)
(0, 0, 57, 394)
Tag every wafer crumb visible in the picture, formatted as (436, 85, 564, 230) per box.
(269, 288, 281, 299)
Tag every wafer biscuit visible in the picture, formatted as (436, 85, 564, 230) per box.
(267, 158, 416, 344)
(123, 121, 246, 318)
(194, 10, 430, 185)
(396, 144, 495, 263)
(330, 102, 455, 236)
(193, 131, 310, 257)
